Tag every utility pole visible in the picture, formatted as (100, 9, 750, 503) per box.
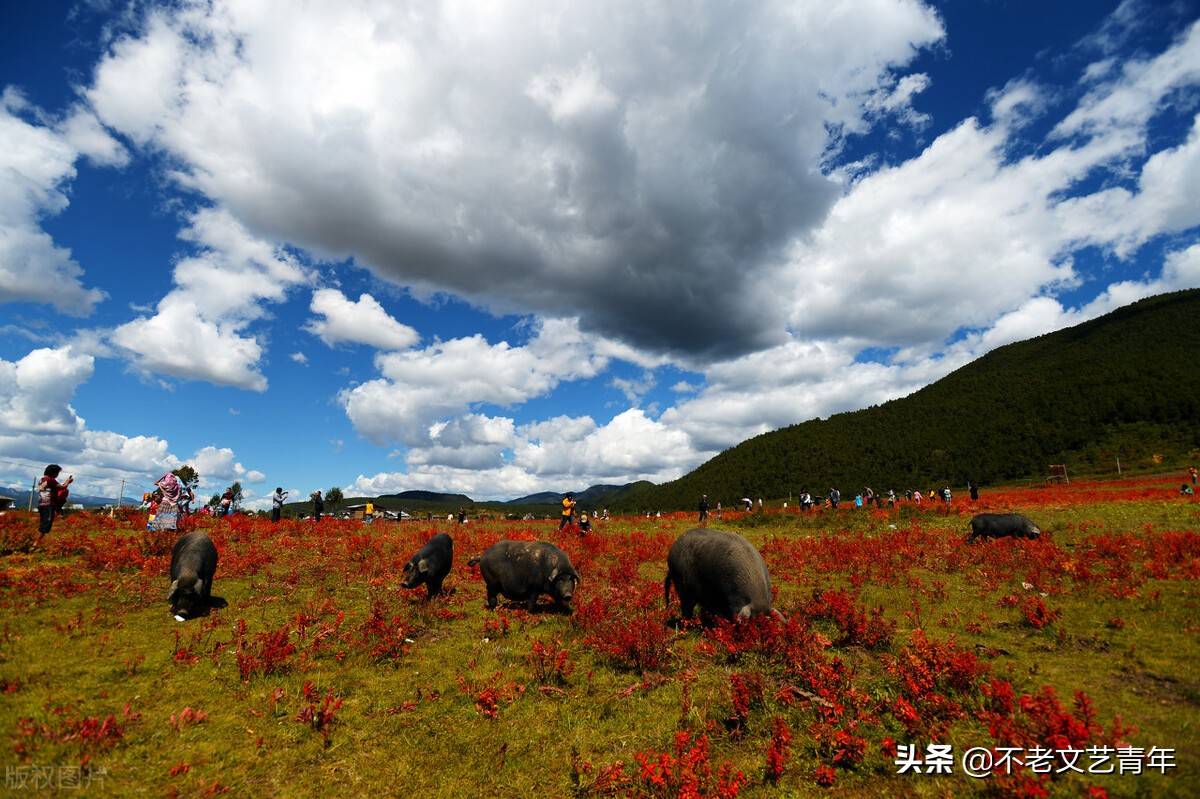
(1116, 456, 1121, 475)
(28, 477, 35, 512)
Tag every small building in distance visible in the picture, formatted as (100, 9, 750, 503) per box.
(0, 495, 15, 512)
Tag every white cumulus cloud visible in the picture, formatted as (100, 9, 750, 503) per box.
(305, 289, 419, 351)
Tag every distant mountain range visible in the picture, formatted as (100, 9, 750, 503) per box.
(506, 483, 646, 506)
(379, 490, 474, 504)
(277, 482, 656, 516)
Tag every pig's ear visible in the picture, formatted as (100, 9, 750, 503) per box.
(168, 579, 179, 600)
(193, 577, 204, 594)
(548, 567, 559, 582)
(417, 558, 429, 574)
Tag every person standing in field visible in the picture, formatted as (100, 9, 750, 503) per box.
(698, 495, 708, 523)
(271, 487, 288, 523)
(219, 488, 233, 518)
(887, 489, 896, 508)
(969, 481, 979, 501)
(152, 472, 182, 531)
(179, 484, 194, 517)
(941, 486, 952, 511)
(579, 509, 591, 535)
(913, 489, 922, 506)
(312, 490, 324, 522)
(1190, 466, 1198, 485)
(35, 464, 72, 545)
(560, 492, 576, 529)
(829, 487, 840, 509)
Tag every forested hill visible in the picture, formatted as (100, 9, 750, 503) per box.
(618, 289, 1200, 510)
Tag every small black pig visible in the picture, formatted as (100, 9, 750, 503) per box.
(400, 533, 453, 598)
(967, 513, 1043, 543)
(168, 532, 218, 621)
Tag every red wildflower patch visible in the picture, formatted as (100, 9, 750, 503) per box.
(1019, 596, 1062, 629)
(457, 672, 525, 720)
(800, 587, 895, 649)
(236, 623, 297, 681)
(527, 638, 574, 686)
(763, 716, 791, 782)
(295, 681, 344, 747)
(169, 707, 208, 731)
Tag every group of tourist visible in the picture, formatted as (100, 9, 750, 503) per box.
(699, 483, 968, 522)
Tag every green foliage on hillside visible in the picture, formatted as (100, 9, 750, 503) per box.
(621, 290, 1200, 510)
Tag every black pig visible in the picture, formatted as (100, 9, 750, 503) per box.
(469, 540, 579, 611)
(401, 533, 453, 598)
(169, 532, 218, 621)
(665, 527, 780, 622)
(967, 513, 1042, 543)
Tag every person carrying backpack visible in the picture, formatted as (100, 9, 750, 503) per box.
(35, 464, 72, 545)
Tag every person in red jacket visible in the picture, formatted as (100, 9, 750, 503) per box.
(35, 464, 72, 544)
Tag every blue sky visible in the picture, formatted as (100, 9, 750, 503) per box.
(1, 0, 1198, 506)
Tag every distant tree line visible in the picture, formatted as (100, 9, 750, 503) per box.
(617, 290, 1200, 511)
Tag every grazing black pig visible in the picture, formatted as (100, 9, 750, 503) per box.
(401, 533, 453, 598)
(468, 540, 579, 611)
(967, 513, 1043, 543)
(169, 532, 218, 621)
(665, 528, 780, 621)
